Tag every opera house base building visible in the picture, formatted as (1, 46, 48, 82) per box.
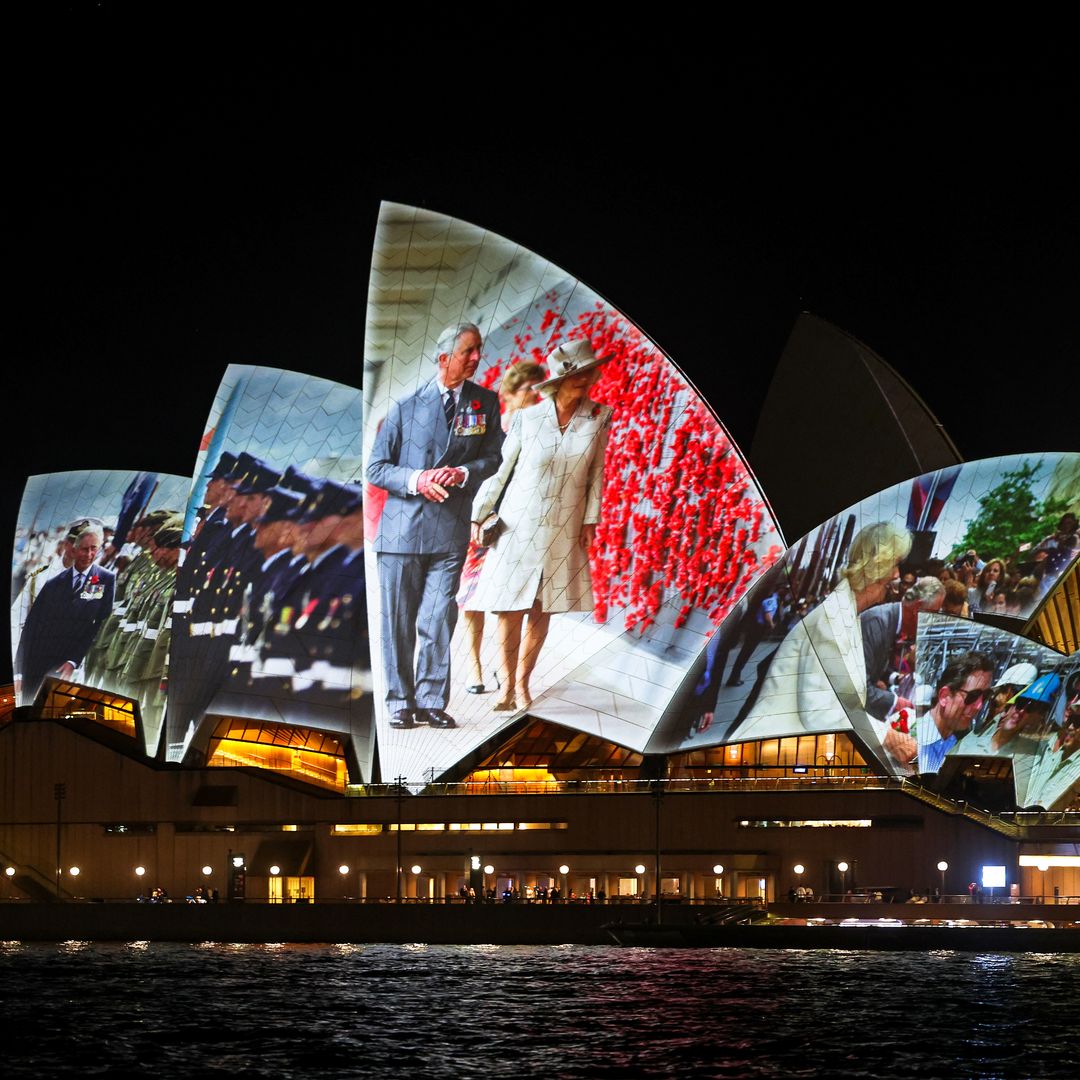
(3, 205, 1078, 940)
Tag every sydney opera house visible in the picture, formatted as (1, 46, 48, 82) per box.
(1, 204, 1078, 910)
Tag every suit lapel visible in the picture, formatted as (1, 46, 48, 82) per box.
(418, 380, 452, 457)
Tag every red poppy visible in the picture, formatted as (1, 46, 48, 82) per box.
(471, 399, 481, 410)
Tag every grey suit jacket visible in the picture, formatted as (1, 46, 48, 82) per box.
(860, 601, 901, 720)
(367, 378, 503, 555)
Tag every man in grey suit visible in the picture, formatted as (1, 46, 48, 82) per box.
(367, 322, 504, 729)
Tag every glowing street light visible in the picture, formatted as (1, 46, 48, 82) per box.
(69, 866, 80, 877)
(134, 866, 146, 878)
(4, 867, 15, 878)
(338, 864, 350, 876)
(269, 865, 281, 876)
(713, 863, 724, 898)
(937, 860, 948, 899)
(837, 861, 849, 897)
(201, 865, 213, 877)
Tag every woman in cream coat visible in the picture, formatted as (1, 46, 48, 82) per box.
(468, 340, 613, 712)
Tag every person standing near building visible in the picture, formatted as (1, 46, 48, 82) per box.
(15, 523, 115, 703)
(366, 322, 503, 730)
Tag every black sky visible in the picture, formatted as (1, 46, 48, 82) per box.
(6, 9, 1078, 679)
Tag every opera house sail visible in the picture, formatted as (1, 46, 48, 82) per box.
(3, 203, 1078, 909)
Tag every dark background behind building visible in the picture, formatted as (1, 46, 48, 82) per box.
(6, 7, 1078, 680)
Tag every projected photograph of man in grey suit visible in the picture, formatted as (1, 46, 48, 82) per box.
(366, 322, 503, 730)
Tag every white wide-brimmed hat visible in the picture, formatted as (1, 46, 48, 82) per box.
(534, 339, 613, 392)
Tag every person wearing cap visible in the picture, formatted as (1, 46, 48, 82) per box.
(256, 482, 370, 713)
(366, 322, 503, 730)
(247, 479, 351, 670)
(167, 453, 279, 757)
(1019, 669, 1080, 803)
(15, 522, 116, 704)
(170, 450, 240, 631)
(968, 661, 1041, 737)
(236, 485, 305, 650)
(119, 521, 183, 752)
(86, 509, 178, 687)
(951, 668, 1054, 789)
(468, 338, 614, 713)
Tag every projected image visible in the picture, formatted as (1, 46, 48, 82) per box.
(913, 613, 1080, 808)
(364, 203, 781, 782)
(651, 454, 1080, 771)
(11, 470, 189, 753)
(164, 367, 370, 774)
(1025, 669, 1080, 809)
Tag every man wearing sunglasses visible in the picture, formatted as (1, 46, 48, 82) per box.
(917, 651, 995, 773)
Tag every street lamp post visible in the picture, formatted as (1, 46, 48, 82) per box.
(394, 775, 406, 904)
(837, 861, 849, 900)
(937, 860, 948, 902)
(713, 863, 724, 899)
(652, 778, 664, 925)
(54, 781, 66, 898)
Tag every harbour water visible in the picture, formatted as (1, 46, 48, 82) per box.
(1, 942, 1077, 1077)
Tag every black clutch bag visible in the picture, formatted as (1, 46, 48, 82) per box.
(478, 512, 503, 547)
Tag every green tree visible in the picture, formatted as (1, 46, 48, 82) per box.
(950, 463, 1071, 562)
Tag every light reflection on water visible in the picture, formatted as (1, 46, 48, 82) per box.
(1, 943, 1077, 1077)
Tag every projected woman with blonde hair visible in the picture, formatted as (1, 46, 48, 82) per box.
(468, 340, 613, 713)
(732, 521, 913, 741)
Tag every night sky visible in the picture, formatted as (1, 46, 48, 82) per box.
(6, 9, 1078, 680)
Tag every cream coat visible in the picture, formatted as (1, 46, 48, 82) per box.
(733, 579, 867, 739)
(467, 396, 612, 613)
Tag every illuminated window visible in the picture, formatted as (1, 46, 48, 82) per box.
(331, 824, 383, 836)
(206, 719, 348, 793)
(738, 819, 873, 829)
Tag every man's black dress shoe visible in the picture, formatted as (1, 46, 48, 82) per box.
(389, 709, 418, 728)
(424, 709, 457, 729)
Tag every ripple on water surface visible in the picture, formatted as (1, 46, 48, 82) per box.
(0, 943, 1077, 1078)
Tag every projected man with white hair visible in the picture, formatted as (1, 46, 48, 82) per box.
(15, 522, 116, 703)
(367, 322, 503, 730)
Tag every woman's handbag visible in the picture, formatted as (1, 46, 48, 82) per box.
(478, 511, 503, 548)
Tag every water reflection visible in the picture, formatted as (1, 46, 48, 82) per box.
(0, 944, 1075, 1078)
